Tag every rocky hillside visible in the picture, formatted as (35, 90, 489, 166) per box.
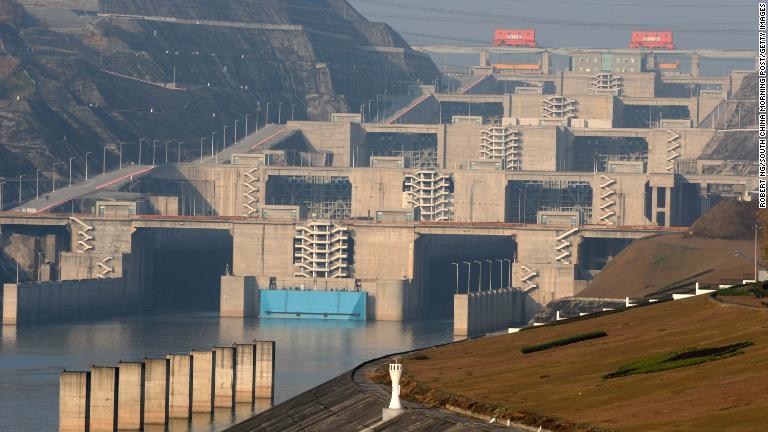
(0, 0, 437, 195)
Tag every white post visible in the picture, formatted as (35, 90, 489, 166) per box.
(388, 362, 402, 410)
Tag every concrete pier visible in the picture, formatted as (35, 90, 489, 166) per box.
(254, 341, 275, 400)
(454, 288, 525, 337)
(167, 354, 193, 418)
(59, 341, 275, 430)
(220, 276, 259, 317)
(59, 371, 90, 432)
(89, 366, 118, 432)
(191, 350, 215, 413)
(143, 358, 169, 425)
(213, 346, 236, 408)
(117, 362, 144, 430)
(235, 343, 256, 403)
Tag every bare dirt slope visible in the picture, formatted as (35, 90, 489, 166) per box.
(400, 296, 768, 431)
(579, 234, 753, 298)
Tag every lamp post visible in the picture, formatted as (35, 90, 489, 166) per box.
(496, 259, 504, 289)
(223, 125, 228, 149)
(245, 113, 251, 137)
(464, 261, 471, 294)
(119, 141, 125, 170)
(278, 102, 283, 124)
(68, 157, 75, 186)
(178, 141, 183, 163)
(451, 262, 459, 294)
(0, 182, 5, 211)
(291, 104, 296, 121)
(200, 137, 206, 164)
(36, 169, 43, 200)
(473, 261, 482, 293)
(152, 139, 159, 165)
(234, 119, 239, 144)
(211, 131, 216, 156)
(102, 147, 107, 175)
(165, 140, 170, 164)
(52, 162, 64, 192)
(503, 258, 512, 289)
(139, 138, 146, 165)
(485, 259, 493, 291)
(755, 224, 762, 281)
(37, 251, 45, 282)
(85, 152, 91, 181)
(256, 107, 262, 131)
(266, 102, 271, 125)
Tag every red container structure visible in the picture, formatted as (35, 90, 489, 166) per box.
(629, 31, 675, 49)
(493, 29, 536, 48)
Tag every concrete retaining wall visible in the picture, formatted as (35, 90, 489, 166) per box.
(2, 278, 136, 325)
(454, 288, 525, 337)
(59, 341, 275, 431)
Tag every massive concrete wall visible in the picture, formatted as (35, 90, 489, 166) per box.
(453, 288, 526, 337)
(2, 278, 135, 325)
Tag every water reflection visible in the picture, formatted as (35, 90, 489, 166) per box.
(0, 314, 452, 431)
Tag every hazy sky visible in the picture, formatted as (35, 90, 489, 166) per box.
(348, 0, 756, 50)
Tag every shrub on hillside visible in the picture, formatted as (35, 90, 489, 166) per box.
(521, 331, 607, 354)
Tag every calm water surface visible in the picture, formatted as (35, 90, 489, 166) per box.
(0, 314, 453, 432)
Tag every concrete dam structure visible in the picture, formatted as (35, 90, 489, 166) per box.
(58, 341, 275, 432)
(0, 43, 757, 336)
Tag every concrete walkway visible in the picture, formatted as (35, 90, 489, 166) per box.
(223, 347, 518, 432)
(11, 164, 155, 213)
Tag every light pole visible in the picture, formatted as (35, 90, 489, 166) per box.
(200, 137, 206, 164)
(178, 141, 183, 163)
(485, 259, 493, 291)
(102, 147, 107, 175)
(17, 175, 24, 206)
(37, 251, 45, 282)
(266, 102, 271, 125)
(473, 261, 482, 293)
(755, 224, 762, 281)
(376, 95, 381, 123)
(278, 102, 283, 124)
(0, 182, 5, 211)
(152, 139, 159, 165)
(36, 169, 43, 200)
(503, 258, 512, 289)
(85, 152, 91, 181)
(496, 259, 504, 289)
(223, 126, 228, 149)
(52, 162, 64, 192)
(245, 113, 251, 137)
(234, 119, 239, 144)
(139, 138, 146, 165)
(119, 141, 125, 170)
(291, 104, 296, 121)
(211, 131, 216, 156)
(464, 262, 471, 294)
(256, 107, 262, 131)
(451, 262, 459, 294)
(165, 140, 170, 164)
(68, 157, 75, 186)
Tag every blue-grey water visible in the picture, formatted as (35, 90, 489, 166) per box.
(0, 314, 453, 432)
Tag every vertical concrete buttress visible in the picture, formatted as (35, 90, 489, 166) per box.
(59, 371, 90, 432)
(191, 350, 215, 413)
(116, 362, 144, 431)
(89, 366, 118, 432)
(235, 343, 256, 403)
(167, 354, 193, 419)
(213, 346, 236, 408)
(143, 358, 169, 425)
(254, 341, 275, 400)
